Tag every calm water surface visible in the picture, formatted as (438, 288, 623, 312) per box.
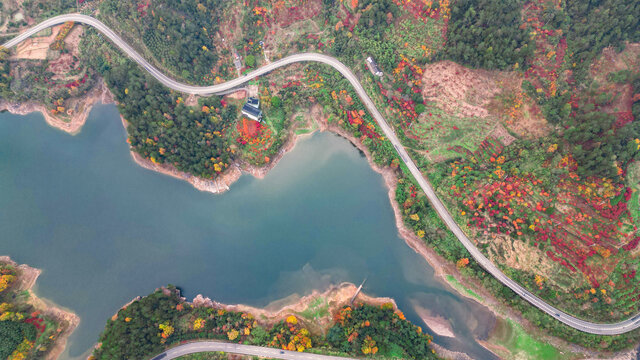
(0, 104, 497, 359)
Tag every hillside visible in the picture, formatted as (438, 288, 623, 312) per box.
(2, 0, 640, 354)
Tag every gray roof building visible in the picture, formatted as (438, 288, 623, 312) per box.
(366, 56, 383, 77)
(242, 97, 263, 121)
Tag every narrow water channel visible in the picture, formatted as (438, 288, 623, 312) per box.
(0, 104, 497, 359)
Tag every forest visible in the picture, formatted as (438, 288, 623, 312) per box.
(0, 262, 65, 360)
(327, 304, 434, 359)
(440, 0, 640, 180)
(98, 0, 230, 83)
(565, 0, 640, 82)
(444, 0, 534, 70)
(91, 288, 436, 360)
(0, 47, 12, 98)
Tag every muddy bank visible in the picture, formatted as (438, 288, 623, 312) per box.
(412, 303, 455, 338)
(0, 256, 80, 360)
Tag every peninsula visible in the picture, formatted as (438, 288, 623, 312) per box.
(1, 0, 640, 359)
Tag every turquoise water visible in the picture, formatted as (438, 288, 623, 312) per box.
(0, 104, 497, 359)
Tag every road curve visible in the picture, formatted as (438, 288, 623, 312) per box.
(155, 341, 356, 360)
(4, 14, 640, 335)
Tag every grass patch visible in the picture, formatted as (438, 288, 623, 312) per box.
(297, 297, 329, 321)
(405, 102, 495, 161)
(628, 190, 640, 226)
(386, 17, 445, 61)
(490, 319, 563, 360)
(445, 275, 483, 301)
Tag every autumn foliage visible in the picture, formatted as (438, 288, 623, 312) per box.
(327, 303, 435, 359)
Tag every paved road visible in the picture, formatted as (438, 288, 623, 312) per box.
(4, 14, 640, 335)
(156, 341, 356, 360)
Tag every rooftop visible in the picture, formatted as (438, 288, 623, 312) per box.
(242, 103, 263, 121)
(246, 97, 260, 108)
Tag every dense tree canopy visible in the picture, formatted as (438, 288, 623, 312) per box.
(99, 59, 236, 179)
(99, 0, 228, 82)
(327, 304, 436, 359)
(0, 47, 12, 98)
(444, 0, 534, 70)
(93, 289, 181, 360)
(0, 321, 37, 359)
(565, 0, 640, 81)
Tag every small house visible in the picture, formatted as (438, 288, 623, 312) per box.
(241, 97, 263, 121)
(366, 57, 383, 77)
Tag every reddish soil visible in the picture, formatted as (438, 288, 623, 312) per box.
(48, 26, 84, 78)
(421, 60, 504, 118)
(421, 60, 550, 139)
(590, 43, 640, 119)
(272, 0, 323, 28)
(48, 53, 76, 76)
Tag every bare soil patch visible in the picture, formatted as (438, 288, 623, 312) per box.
(422, 60, 551, 140)
(421, 60, 505, 118)
(483, 234, 562, 286)
(47, 25, 84, 79)
(63, 23, 83, 56)
(48, 53, 77, 77)
(12, 24, 61, 60)
(489, 123, 516, 146)
(272, 0, 323, 29)
(590, 43, 640, 116)
(411, 302, 455, 338)
(190, 282, 396, 336)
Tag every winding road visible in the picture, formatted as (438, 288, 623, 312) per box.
(154, 341, 356, 360)
(4, 13, 640, 336)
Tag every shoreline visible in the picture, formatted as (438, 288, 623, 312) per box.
(411, 302, 455, 338)
(167, 283, 466, 360)
(0, 79, 113, 135)
(122, 103, 323, 195)
(0, 256, 80, 360)
(4, 84, 637, 359)
(188, 282, 397, 331)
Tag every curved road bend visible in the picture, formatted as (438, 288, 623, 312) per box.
(155, 341, 356, 360)
(5, 14, 640, 335)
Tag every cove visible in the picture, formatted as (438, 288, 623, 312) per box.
(0, 104, 497, 359)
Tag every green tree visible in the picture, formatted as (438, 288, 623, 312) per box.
(0, 321, 37, 359)
(271, 95, 281, 109)
(245, 55, 256, 68)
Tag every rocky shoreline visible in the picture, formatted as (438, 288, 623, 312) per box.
(0, 80, 113, 135)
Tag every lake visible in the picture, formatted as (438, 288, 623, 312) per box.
(0, 104, 497, 359)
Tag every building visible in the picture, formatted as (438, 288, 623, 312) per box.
(232, 49, 242, 74)
(247, 97, 259, 108)
(366, 56, 383, 77)
(241, 97, 263, 121)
